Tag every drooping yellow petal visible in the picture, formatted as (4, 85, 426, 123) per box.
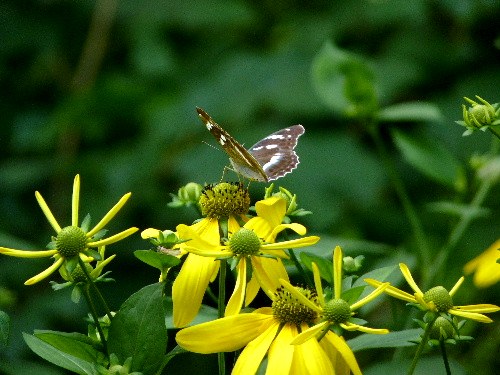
(464, 241, 500, 288)
(35, 191, 61, 233)
(255, 197, 286, 229)
(232, 320, 280, 375)
(228, 215, 242, 235)
(267, 324, 295, 375)
(172, 252, 220, 327)
(350, 282, 389, 311)
(453, 304, 500, 313)
(333, 246, 343, 299)
(245, 275, 260, 306)
(0, 247, 58, 258)
(291, 323, 334, 375)
(399, 263, 423, 295)
(86, 193, 132, 238)
(24, 257, 65, 285)
(244, 217, 273, 239)
(448, 308, 493, 323)
(323, 332, 362, 375)
(364, 278, 417, 303)
(252, 257, 289, 300)
(290, 321, 329, 345)
(141, 228, 162, 239)
(226, 259, 247, 316)
(72, 175, 80, 227)
(87, 227, 138, 247)
(176, 312, 275, 353)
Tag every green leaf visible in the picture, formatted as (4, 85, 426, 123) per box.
(348, 329, 421, 351)
(353, 265, 399, 288)
(311, 41, 378, 118)
(0, 310, 9, 346)
(107, 283, 167, 375)
(391, 128, 466, 191)
(377, 102, 443, 123)
(134, 249, 181, 271)
(300, 252, 333, 284)
(426, 201, 490, 219)
(23, 332, 100, 375)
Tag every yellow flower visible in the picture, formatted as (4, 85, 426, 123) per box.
(0, 175, 138, 285)
(463, 239, 500, 288)
(173, 196, 319, 327)
(281, 245, 388, 375)
(365, 263, 500, 323)
(176, 285, 335, 375)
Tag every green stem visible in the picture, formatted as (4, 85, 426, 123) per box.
(81, 284, 108, 355)
(439, 339, 452, 375)
(288, 248, 313, 288)
(369, 124, 431, 269)
(78, 257, 113, 320)
(218, 259, 227, 375)
(407, 315, 437, 375)
(488, 127, 500, 141)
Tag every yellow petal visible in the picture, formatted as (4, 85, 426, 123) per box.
(453, 304, 500, 313)
(245, 275, 260, 306)
(323, 332, 362, 375)
(341, 322, 388, 334)
(290, 321, 329, 345)
(24, 257, 65, 285)
(399, 263, 423, 295)
(232, 320, 280, 375)
(255, 197, 286, 228)
(244, 217, 273, 239)
(449, 276, 464, 297)
(172, 253, 220, 327)
(280, 278, 322, 314)
(364, 278, 416, 303)
(87, 227, 138, 247)
(72, 175, 80, 227)
(261, 236, 320, 251)
(176, 312, 275, 354)
(291, 323, 334, 375)
(350, 282, 389, 311)
(0, 248, 58, 258)
(448, 308, 493, 323)
(86, 192, 132, 238)
(267, 324, 295, 375)
(312, 262, 325, 306)
(141, 228, 162, 239)
(252, 257, 289, 300)
(35, 191, 61, 233)
(226, 259, 247, 316)
(268, 223, 307, 242)
(464, 240, 500, 287)
(333, 246, 343, 299)
(228, 215, 242, 235)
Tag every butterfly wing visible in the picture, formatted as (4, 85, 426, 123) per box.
(248, 125, 305, 181)
(197, 107, 268, 181)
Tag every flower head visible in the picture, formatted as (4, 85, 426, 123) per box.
(456, 96, 500, 136)
(176, 284, 335, 375)
(0, 175, 138, 285)
(280, 246, 387, 374)
(365, 263, 500, 323)
(463, 239, 500, 288)
(173, 196, 319, 327)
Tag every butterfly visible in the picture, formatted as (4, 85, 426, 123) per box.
(197, 107, 304, 182)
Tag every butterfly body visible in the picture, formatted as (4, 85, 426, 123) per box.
(197, 107, 304, 182)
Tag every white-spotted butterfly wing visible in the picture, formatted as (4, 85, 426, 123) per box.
(197, 107, 304, 182)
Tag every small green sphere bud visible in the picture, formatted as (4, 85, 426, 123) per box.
(469, 105, 491, 124)
(323, 298, 351, 324)
(228, 228, 261, 256)
(56, 226, 87, 258)
(423, 286, 453, 312)
(429, 316, 455, 340)
(70, 263, 94, 283)
(179, 182, 203, 203)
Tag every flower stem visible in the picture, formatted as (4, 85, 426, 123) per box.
(81, 284, 108, 355)
(78, 257, 113, 320)
(368, 124, 431, 270)
(218, 259, 227, 375)
(407, 315, 437, 375)
(288, 248, 313, 288)
(439, 339, 452, 375)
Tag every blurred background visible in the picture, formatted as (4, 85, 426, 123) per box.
(0, 0, 499, 374)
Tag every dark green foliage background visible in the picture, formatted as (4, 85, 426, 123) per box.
(0, 0, 499, 374)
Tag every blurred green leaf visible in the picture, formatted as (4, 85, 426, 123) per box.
(348, 329, 420, 351)
(0, 310, 9, 346)
(23, 332, 99, 375)
(300, 252, 333, 284)
(391, 129, 466, 191)
(312, 41, 378, 118)
(377, 102, 443, 122)
(426, 201, 490, 219)
(107, 283, 167, 375)
(134, 250, 181, 271)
